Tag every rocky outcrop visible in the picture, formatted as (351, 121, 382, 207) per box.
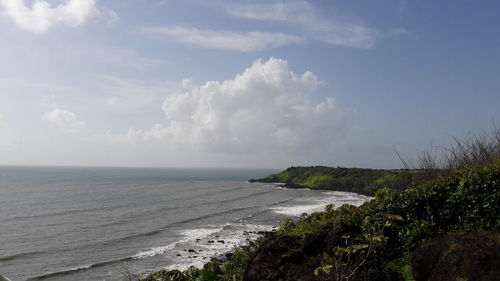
(243, 226, 398, 281)
(411, 232, 500, 281)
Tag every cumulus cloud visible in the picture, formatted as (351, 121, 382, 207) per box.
(128, 58, 348, 153)
(142, 26, 303, 52)
(181, 77, 193, 88)
(0, 0, 102, 33)
(227, 1, 404, 49)
(42, 109, 86, 133)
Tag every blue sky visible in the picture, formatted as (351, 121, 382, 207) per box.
(0, 0, 498, 168)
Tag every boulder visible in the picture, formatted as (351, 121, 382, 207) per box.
(412, 232, 500, 281)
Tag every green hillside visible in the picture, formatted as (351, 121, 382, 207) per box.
(251, 166, 412, 195)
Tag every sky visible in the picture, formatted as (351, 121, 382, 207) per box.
(0, 0, 499, 169)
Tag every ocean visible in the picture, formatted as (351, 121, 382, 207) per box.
(0, 166, 371, 281)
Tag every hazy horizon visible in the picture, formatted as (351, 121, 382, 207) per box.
(0, 0, 499, 168)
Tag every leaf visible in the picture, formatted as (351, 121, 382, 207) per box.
(351, 244, 369, 250)
(314, 265, 333, 276)
(383, 214, 405, 222)
(369, 235, 385, 243)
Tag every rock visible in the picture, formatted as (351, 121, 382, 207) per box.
(225, 253, 234, 258)
(208, 240, 215, 243)
(176, 253, 181, 257)
(244, 226, 394, 281)
(188, 249, 196, 253)
(412, 232, 500, 281)
(217, 240, 225, 244)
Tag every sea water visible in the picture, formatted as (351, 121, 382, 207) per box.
(0, 166, 371, 281)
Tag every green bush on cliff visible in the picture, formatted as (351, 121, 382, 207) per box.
(139, 160, 499, 281)
(280, 160, 499, 246)
(257, 166, 412, 195)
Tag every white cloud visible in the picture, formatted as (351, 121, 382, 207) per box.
(42, 108, 86, 133)
(0, 0, 102, 33)
(127, 58, 348, 153)
(100, 6, 119, 27)
(181, 77, 193, 88)
(227, 1, 395, 49)
(142, 26, 303, 52)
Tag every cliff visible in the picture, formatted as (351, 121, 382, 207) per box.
(140, 159, 500, 281)
(250, 166, 412, 195)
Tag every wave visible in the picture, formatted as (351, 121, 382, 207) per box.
(0, 251, 41, 262)
(22, 194, 301, 280)
(270, 191, 372, 216)
(48, 188, 279, 233)
(26, 222, 274, 280)
(3, 193, 298, 266)
(20, 203, 266, 259)
(4, 204, 132, 221)
(26, 256, 134, 281)
(4, 183, 253, 222)
(133, 227, 221, 259)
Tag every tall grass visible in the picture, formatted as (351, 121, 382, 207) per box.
(397, 125, 500, 186)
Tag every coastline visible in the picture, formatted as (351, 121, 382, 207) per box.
(248, 179, 376, 196)
(138, 187, 373, 279)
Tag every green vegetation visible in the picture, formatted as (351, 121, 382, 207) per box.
(253, 166, 411, 195)
(140, 161, 499, 280)
(139, 127, 500, 281)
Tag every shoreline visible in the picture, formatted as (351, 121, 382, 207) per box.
(248, 179, 377, 196)
(139, 189, 373, 278)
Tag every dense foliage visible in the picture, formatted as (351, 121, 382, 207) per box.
(253, 166, 412, 195)
(281, 159, 499, 241)
(139, 160, 499, 281)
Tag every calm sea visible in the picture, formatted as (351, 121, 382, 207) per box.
(0, 166, 371, 281)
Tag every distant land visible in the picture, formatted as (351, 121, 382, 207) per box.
(249, 166, 412, 195)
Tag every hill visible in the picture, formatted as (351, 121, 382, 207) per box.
(141, 159, 500, 281)
(250, 166, 411, 195)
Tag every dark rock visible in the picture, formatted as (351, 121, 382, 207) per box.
(225, 253, 234, 258)
(188, 249, 196, 253)
(208, 240, 214, 243)
(412, 232, 500, 281)
(217, 240, 225, 244)
(244, 226, 395, 281)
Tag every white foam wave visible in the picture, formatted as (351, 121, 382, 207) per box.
(133, 228, 221, 259)
(164, 223, 273, 271)
(270, 191, 373, 216)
